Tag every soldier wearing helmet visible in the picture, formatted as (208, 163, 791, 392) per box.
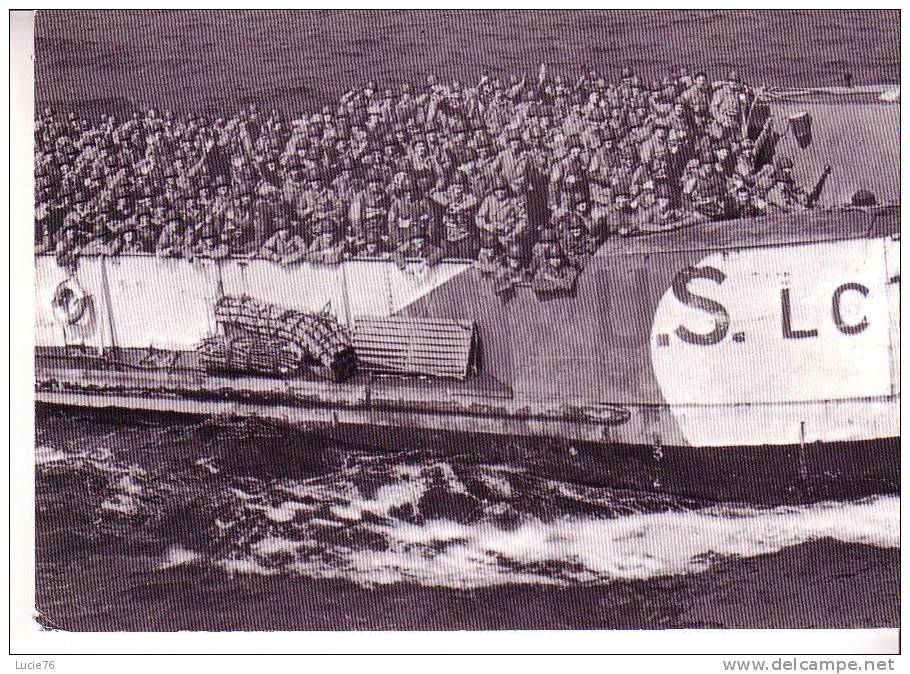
(531, 243, 578, 295)
(680, 71, 712, 125)
(387, 171, 435, 249)
(489, 128, 529, 195)
(549, 135, 590, 213)
(258, 217, 309, 266)
(391, 214, 444, 270)
(710, 69, 752, 134)
(493, 241, 531, 295)
(764, 157, 811, 213)
(429, 171, 480, 259)
(529, 226, 558, 276)
(560, 209, 597, 270)
(636, 183, 689, 233)
(308, 216, 350, 264)
(349, 170, 390, 250)
(475, 177, 527, 248)
(474, 230, 504, 275)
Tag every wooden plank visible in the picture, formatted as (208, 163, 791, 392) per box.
(357, 352, 408, 361)
(355, 327, 467, 338)
(354, 337, 411, 348)
(356, 326, 471, 338)
(356, 327, 471, 339)
(356, 351, 410, 360)
(356, 318, 474, 331)
(356, 318, 471, 328)
(377, 340, 468, 351)
(357, 315, 475, 327)
(355, 336, 470, 347)
(354, 344, 470, 358)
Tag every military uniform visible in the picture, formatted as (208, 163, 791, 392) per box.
(560, 213, 597, 269)
(251, 191, 293, 249)
(308, 219, 349, 264)
(282, 171, 309, 207)
(430, 181, 480, 259)
(407, 150, 444, 196)
(532, 244, 579, 295)
(684, 164, 727, 220)
(475, 184, 527, 247)
(728, 189, 765, 218)
(550, 150, 590, 212)
(349, 180, 390, 243)
(298, 181, 345, 230)
(493, 244, 531, 295)
(357, 228, 392, 258)
(463, 151, 498, 200)
(524, 132, 553, 232)
(765, 177, 807, 213)
(710, 72, 751, 133)
(635, 200, 685, 233)
(638, 129, 670, 166)
(79, 232, 112, 257)
(190, 227, 231, 260)
(107, 228, 145, 256)
(490, 133, 529, 194)
(530, 227, 558, 276)
(390, 224, 445, 270)
(388, 193, 435, 249)
(54, 226, 85, 270)
(442, 132, 473, 172)
(155, 221, 185, 257)
(680, 80, 711, 120)
(473, 230, 504, 275)
(587, 139, 618, 210)
(259, 228, 309, 264)
(598, 196, 640, 237)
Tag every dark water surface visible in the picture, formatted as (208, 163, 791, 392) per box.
(35, 10, 899, 117)
(33, 10, 900, 631)
(36, 408, 898, 631)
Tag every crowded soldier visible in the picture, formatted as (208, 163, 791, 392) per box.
(35, 65, 822, 286)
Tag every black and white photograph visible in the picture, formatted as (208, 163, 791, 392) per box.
(12, 7, 901, 657)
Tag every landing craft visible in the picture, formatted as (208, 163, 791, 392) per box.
(34, 85, 900, 503)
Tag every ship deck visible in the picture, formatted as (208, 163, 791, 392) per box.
(35, 345, 516, 408)
(597, 205, 899, 257)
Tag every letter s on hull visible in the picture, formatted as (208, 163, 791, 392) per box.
(671, 265, 730, 345)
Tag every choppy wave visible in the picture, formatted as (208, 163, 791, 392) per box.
(34, 425, 900, 589)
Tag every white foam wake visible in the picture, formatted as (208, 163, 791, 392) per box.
(221, 493, 900, 588)
(37, 442, 899, 589)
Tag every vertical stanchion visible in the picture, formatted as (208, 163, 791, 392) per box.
(340, 261, 354, 331)
(98, 255, 119, 356)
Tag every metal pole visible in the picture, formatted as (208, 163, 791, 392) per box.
(98, 256, 119, 356)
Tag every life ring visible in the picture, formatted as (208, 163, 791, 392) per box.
(52, 279, 92, 325)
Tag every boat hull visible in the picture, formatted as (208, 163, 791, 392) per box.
(35, 394, 898, 504)
(34, 207, 900, 501)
